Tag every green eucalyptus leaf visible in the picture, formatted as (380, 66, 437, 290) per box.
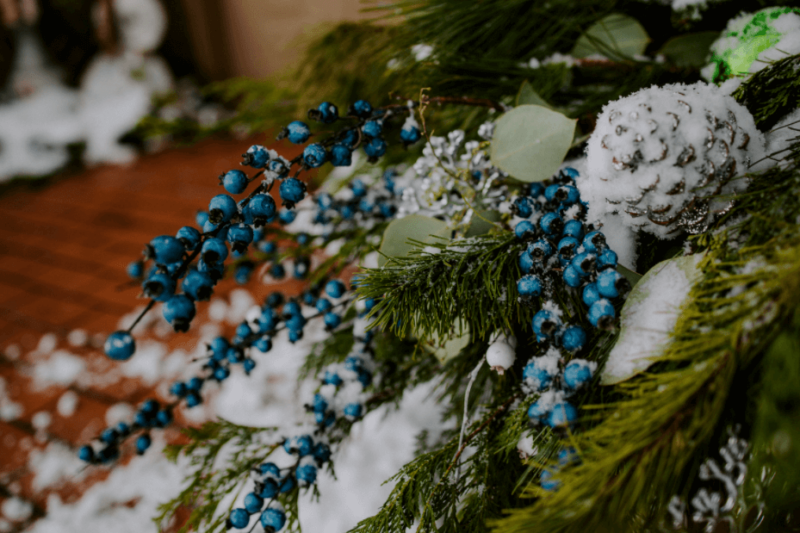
(490, 105, 576, 183)
(572, 13, 650, 60)
(658, 31, 718, 68)
(424, 319, 471, 363)
(516, 80, 551, 108)
(617, 264, 643, 289)
(465, 209, 501, 237)
(378, 215, 450, 267)
(601, 254, 704, 385)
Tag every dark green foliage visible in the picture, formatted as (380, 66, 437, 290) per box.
(733, 53, 800, 131)
(157, 420, 280, 533)
(358, 234, 529, 343)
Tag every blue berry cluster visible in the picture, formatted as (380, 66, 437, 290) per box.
(77, 399, 171, 464)
(512, 167, 630, 429)
(106, 96, 425, 365)
(227, 436, 331, 531)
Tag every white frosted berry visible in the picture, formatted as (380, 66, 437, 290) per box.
(486, 334, 516, 374)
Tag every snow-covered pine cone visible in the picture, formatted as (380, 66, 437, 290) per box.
(581, 82, 765, 238)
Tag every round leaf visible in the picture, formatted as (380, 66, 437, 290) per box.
(572, 13, 650, 60)
(490, 105, 576, 183)
(424, 319, 471, 363)
(378, 214, 450, 267)
(658, 31, 719, 68)
(516, 80, 551, 109)
(600, 254, 704, 385)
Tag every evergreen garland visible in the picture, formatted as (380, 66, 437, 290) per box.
(69, 1, 800, 532)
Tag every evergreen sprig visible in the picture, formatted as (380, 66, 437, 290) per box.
(156, 420, 280, 533)
(358, 233, 529, 343)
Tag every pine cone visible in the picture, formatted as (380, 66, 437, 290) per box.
(582, 82, 765, 238)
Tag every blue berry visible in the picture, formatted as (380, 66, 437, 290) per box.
(196, 210, 209, 227)
(163, 295, 196, 332)
(270, 263, 286, 279)
(296, 463, 318, 485)
(363, 137, 387, 159)
(259, 462, 281, 479)
(340, 128, 359, 148)
(325, 280, 346, 299)
(242, 145, 270, 168)
(314, 442, 331, 463)
(100, 427, 119, 444)
(597, 248, 618, 270)
(527, 397, 550, 423)
(517, 274, 543, 298)
(513, 197, 534, 218)
(571, 252, 596, 277)
(104, 331, 136, 360)
(596, 269, 627, 299)
(127, 261, 144, 278)
(313, 393, 328, 413)
(314, 101, 339, 124)
(247, 194, 276, 226)
(400, 124, 421, 144)
(540, 468, 560, 491)
(561, 167, 580, 180)
(547, 401, 577, 428)
(349, 99, 372, 118)
(316, 298, 332, 313)
(170, 381, 187, 397)
(258, 310, 277, 333)
(344, 402, 363, 419)
(186, 392, 202, 408)
(260, 507, 287, 532)
(283, 301, 301, 317)
(259, 479, 279, 499)
(175, 226, 201, 251)
(200, 237, 229, 264)
(303, 143, 328, 168)
(78, 445, 94, 462)
(529, 183, 545, 197)
(324, 370, 342, 386)
(324, 312, 341, 329)
(268, 158, 289, 177)
(227, 224, 254, 252)
(330, 144, 352, 167)
(180, 269, 212, 299)
(229, 508, 250, 529)
(244, 492, 264, 514)
(528, 239, 553, 261)
(588, 298, 615, 328)
(554, 185, 579, 204)
(141, 399, 159, 416)
(544, 184, 561, 202)
(259, 241, 278, 255)
(284, 435, 314, 456)
(532, 309, 561, 339)
(146, 235, 184, 265)
(279, 178, 307, 206)
(235, 264, 253, 284)
(563, 266, 582, 288)
(243, 358, 256, 375)
(214, 366, 230, 381)
(562, 219, 584, 240)
(539, 212, 563, 236)
(523, 359, 555, 391)
(142, 272, 175, 302)
(362, 119, 382, 138)
(582, 231, 606, 253)
(236, 321, 252, 339)
(116, 422, 131, 436)
(557, 236, 579, 258)
(254, 336, 272, 353)
(285, 121, 311, 144)
(208, 194, 238, 225)
(514, 220, 535, 239)
(350, 178, 367, 197)
(221, 169, 248, 194)
(279, 475, 295, 493)
(582, 283, 601, 306)
(155, 409, 173, 427)
(561, 326, 587, 352)
(135, 434, 152, 454)
(563, 359, 594, 390)
(519, 250, 534, 274)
